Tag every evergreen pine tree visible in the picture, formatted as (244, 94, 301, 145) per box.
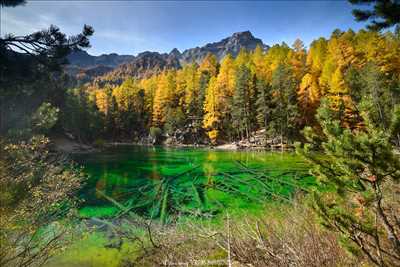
(297, 99, 400, 266)
(269, 64, 299, 144)
(255, 79, 272, 134)
(232, 65, 251, 139)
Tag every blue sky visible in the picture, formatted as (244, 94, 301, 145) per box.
(1, 1, 368, 56)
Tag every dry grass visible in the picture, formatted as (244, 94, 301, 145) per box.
(124, 200, 362, 267)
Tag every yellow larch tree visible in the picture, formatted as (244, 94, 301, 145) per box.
(175, 63, 199, 114)
(152, 71, 176, 126)
(328, 67, 358, 128)
(203, 77, 221, 144)
(140, 75, 158, 117)
(298, 73, 321, 125)
(289, 39, 307, 81)
(297, 38, 327, 125)
(95, 88, 111, 115)
(264, 43, 291, 81)
(112, 77, 142, 112)
(216, 54, 236, 98)
(183, 63, 200, 114)
(198, 53, 218, 77)
(251, 44, 268, 82)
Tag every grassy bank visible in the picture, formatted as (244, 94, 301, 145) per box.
(45, 198, 362, 267)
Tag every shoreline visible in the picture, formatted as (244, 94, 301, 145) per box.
(53, 135, 297, 153)
(104, 141, 294, 151)
(54, 137, 400, 156)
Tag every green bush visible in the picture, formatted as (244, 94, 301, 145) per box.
(31, 102, 60, 134)
(149, 127, 162, 139)
(93, 138, 106, 148)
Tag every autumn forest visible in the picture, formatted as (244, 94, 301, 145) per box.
(64, 29, 400, 147)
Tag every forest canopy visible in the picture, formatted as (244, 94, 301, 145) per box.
(62, 29, 400, 146)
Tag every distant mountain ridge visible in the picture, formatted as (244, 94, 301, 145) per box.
(67, 50, 135, 68)
(67, 31, 269, 82)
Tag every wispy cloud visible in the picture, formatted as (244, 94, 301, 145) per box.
(1, 0, 366, 56)
(1, 5, 81, 37)
(2, 12, 47, 35)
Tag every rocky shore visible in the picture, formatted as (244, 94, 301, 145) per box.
(214, 129, 294, 151)
(52, 129, 296, 154)
(52, 136, 98, 153)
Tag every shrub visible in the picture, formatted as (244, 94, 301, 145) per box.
(149, 127, 162, 144)
(31, 102, 60, 134)
(93, 138, 106, 148)
(0, 135, 86, 266)
(94, 198, 358, 266)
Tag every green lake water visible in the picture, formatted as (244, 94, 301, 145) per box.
(74, 146, 313, 222)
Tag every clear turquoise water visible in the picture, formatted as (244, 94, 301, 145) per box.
(74, 146, 313, 221)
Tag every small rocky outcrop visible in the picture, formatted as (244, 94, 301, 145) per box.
(215, 130, 294, 150)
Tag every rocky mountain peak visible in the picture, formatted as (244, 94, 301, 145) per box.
(180, 30, 268, 64)
(67, 31, 269, 83)
(223, 30, 267, 54)
(231, 30, 255, 40)
(169, 48, 181, 57)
